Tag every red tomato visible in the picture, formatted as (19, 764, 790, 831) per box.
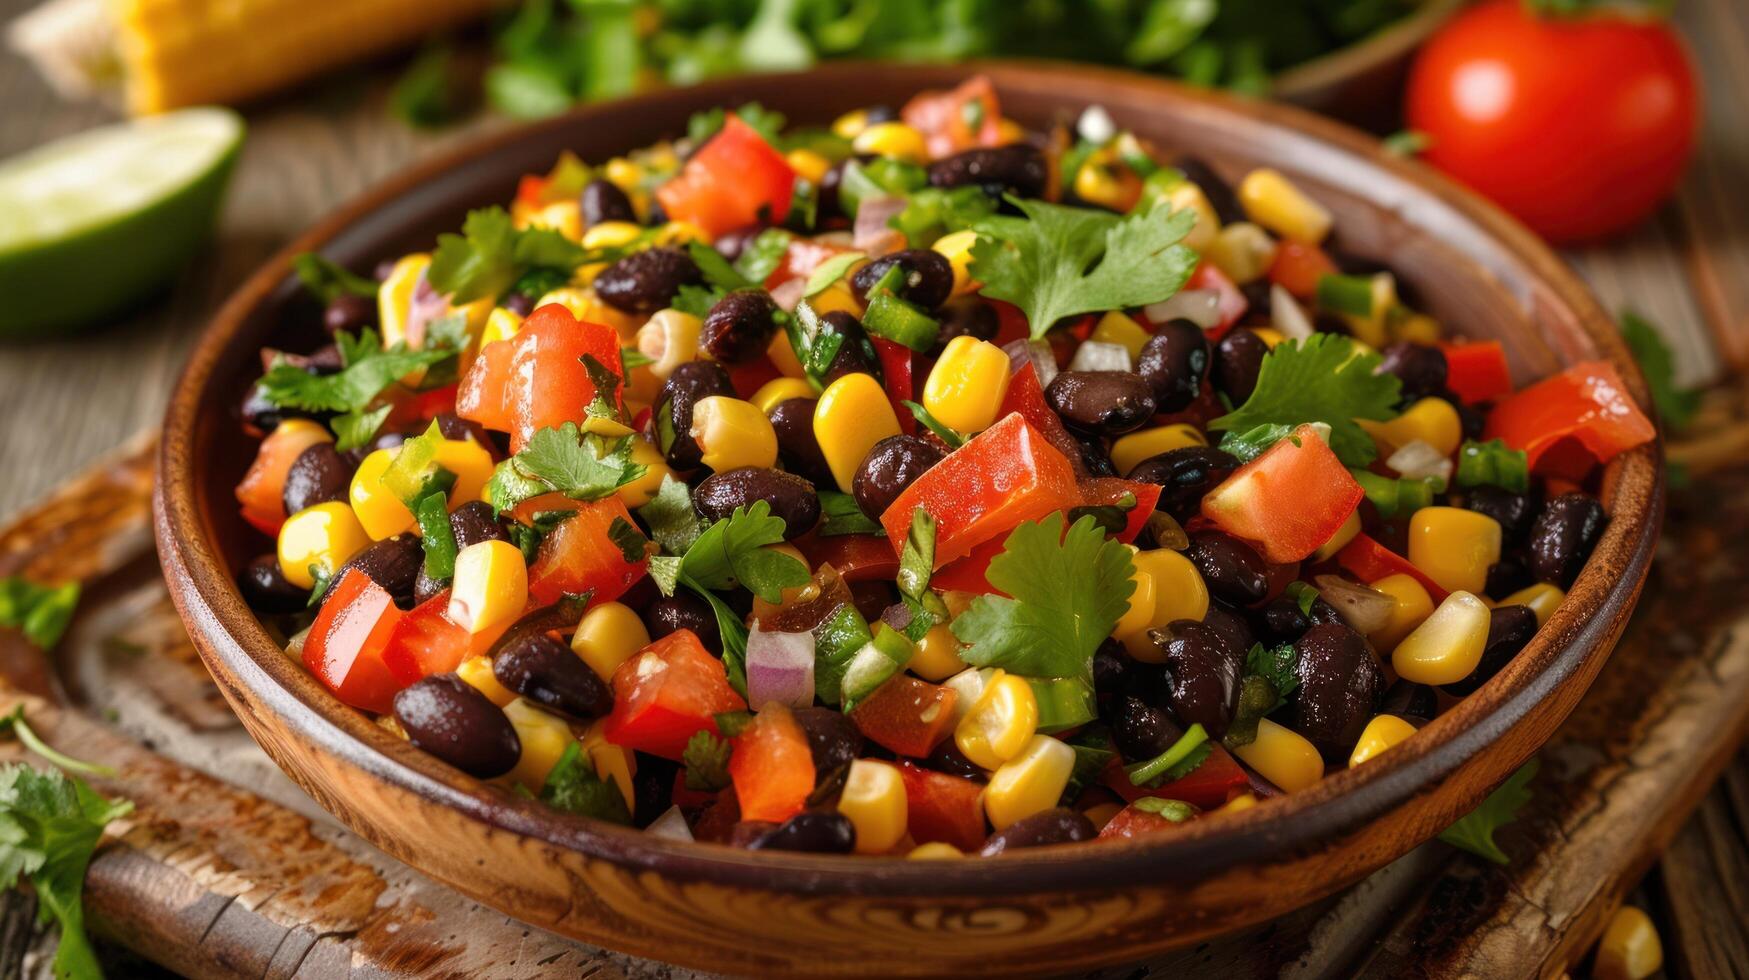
(655, 115, 796, 238)
(1098, 802, 1200, 840)
(871, 338, 917, 435)
(526, 497, 648, 606)
(896, 762, 987, 851)
(728, 704, 815, 824)
(847, 676, 958, 758)
(1201, 425, 1364, 564)
(1079, 477, 1161, 545)
(302, 569, 405, 714)
(881, 413, 1082, 566)
(901, 74, 1004, 159)
(989, 300, 1030, 348)
(997, 362, 1086, 474)
(1440, 340, 1514, 404)
(1099, 745, 1249, 810)
(794, 532, 900, 583)
(380, 590, 508, 685)
(931, 536, 1006, 596)
(604, 630, 747, 760)
(764, 237, 854, 289)
(1335, 533, 1450, 603)
(457, 304, 623, 453)
(1483, 360, 1656, 470)
(235, 421, 332, 536)
(1406, 0, 1698, 243)
(1267, 241, 1338, 300)
(456, 335, 514, 433)
(727, 357, 782, 402)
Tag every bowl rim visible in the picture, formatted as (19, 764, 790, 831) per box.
(155, 60, 1662, 898)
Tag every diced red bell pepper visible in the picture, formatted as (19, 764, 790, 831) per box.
(990, 300, 1030, 348)
(456, 334, 514, 433)
(604, 630, 747, 760)
(385, 382, 460, 432)
(871, 338, 916, 435)
(1079, 477, 1161, 544)
(727, 357, 783, 402)
(931, 536, 1006, 596)
(1099, 744, 1249, 810)
(1201, 424, 1364, 564)
(901, 74, 1004, 159)
(1098, 802, 1201, 840)
(457, 304, 622, 453)
(1440, 340, 1514, 405)
(302, 568, 405, 714)
(1267, 241, 1338, 300)
(526, 497, 648, 606)
(896, 762, 988, 851)
(848, 675, 958, 758)
(380, 590, 509, 685)
(235, 421, 333, 536)
(999, 362, 1087, 473)
(881, 413, 1082, 566)
(728, 704, 815, 824)
(1183, 262, 1248, 342)
(656, 115, 796, 238)
(1335, 533, 1449, 602)
(794, 531, 900, 583)
(1483, 360, 1655, 470)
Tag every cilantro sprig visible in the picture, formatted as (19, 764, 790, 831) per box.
(1439, 758, 1538, 865)
(681, 730, 733, 793)
(428, 206, 602, 303)
(485, 422, 647, 514)
(292, 253, 378, 304)
(1209, 333, 1402, 467)
(257, 328, 455, 452)
(536, 742, 631, 825)
(0, 578, 80, 651)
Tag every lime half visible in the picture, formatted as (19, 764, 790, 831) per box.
(0, 107, 244, 339)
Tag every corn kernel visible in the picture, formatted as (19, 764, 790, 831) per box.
(814, 373, 902, 492)
(635, 308, 704, 381)
(1111, 561, 1158, 642)
(1361, 397, 1463, 458)
(1251, 327, 1287, 348)
(1231, 718, 1324, 792)
(448, 540, 529, 636)
(1409, 506, 1502, 595)
(691, 396, 778, 472)
(1596, 905, 1662, 980)
(1110, 423, 1207, 475)
(456, 655, 516, 707)
(1310, 508, 1363, 562)
(503, 698, 572, 789)
(808, 282, 864, 318)
(433, 438, 495, 506)
(1074, 148, 1143, 212)
(784, 148, 831, 184)
(582, 717, 638, 814)
(839, 759, 908, 854)
(1367, 572, 1436, 653)
(529, 200, 582, 241)
(1206, 221, 1278, 284)
(1165, 181, 1221, 252)
(767, 331, 807, 380)
(909, 622, 967, 682)
(1392, 311, 1443, 345)
(1090, 311, 1154, 361)
(1393, 590, 1491, 685)
(955, 671, 1038, 770)
(1501, 582, 1564, 627)
(277, 501, 371, 589)
(603, 157, 644, 195)
(906, 842, 964, 860)
(582, 220, 644, 250)
(1348, 714, 1418, 767)
(480, 307, 524, 348)
(652, 221, 711, 247)
(1238, 168, 1332, 245)
(831, 109, 871, 140)
(1217, 793, 1258, 814)
(984, 734, 1077, 831)
(377, 253, 431, 349)
(751, 377, 817, 416)
(853, 122, 928, 164)
(931, 229, 982, 296)
(616, 437, 671, 509)
(570, 601, 651, 681)
(1121, 549, 1209, 662)
(922, 337, 1012, 434)
(349, 448, 416, 540)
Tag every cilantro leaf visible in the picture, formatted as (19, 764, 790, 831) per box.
(258, 329, 454, 415)
(950, 513, 1136, 680)
(687, 102, 786, 146)
(1621, 312, 1701, 431)
(735, 228, 795, 283)
(816, 491, 884, 537)
(687, 583, 750, 697)
(0, 708, 112, 778)
(485, 423, 646, 513)
(687, 240, 754, 293)
(0, 578, 80, 651)
(538, 743, 631, 825)
(681, 501, 810, 603)
(1439, 758, 1537, 865)
(292, 252, 378, 304)
(638, 476, 708, 555)
(428, 206, 591, 303)
(1246, 641, 1300, 699)
(1209, 333, 1402, 467)
(681, 730, 733, 792)
(672, 283, 723, 319)
(969, 197, 1198, 339)
(329, 404, 393, 453)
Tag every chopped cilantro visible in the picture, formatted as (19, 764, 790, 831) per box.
(687, 102, 786, 146)
(606, 517, 652, 564)
(538, 742, 631, 825)
(681, 731, 733, 792)
(816, 491, 884, 537)
(1209, 333, 1402, 467)
(292, 252, 378, 304)
(484, 423, 646, 514)
(1621, 312, 1701, 431)
(329, 404, 393, 453)
(413, 492, 458, 582)
(1455, 439, 1530, 494)
(687, 240, 754, 293)
(1125, 723, 1209, 786)
(257, 328, 453, 418)
(734, 228, 795, 283)
(671, 283, 723, 319)
(1246, 641, 1300, 700)
(638, 476, 708, 554)
(1439, 758, 1537, 865)
(0, 578, 80, 651)
(901, 400, 965, 448)
(428, 206, 594, 304)
(895, 509, 950, 643)
(713, 710, 756, 738)
(676, 501, 810, 604)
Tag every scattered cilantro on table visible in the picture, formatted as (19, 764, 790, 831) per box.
(1439, 758, 1538, 865)
(1621, 311, 1702, 431)
(1209, 333, 1401, 467)
(0, 578, 80, 651)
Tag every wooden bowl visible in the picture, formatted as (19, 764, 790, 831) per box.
(1272, 0, 1467, 125)
(154, 63, 1661, 977)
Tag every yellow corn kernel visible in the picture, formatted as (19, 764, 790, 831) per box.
(1111, 560, 1158, 641)
(480, 307, 524, 347)
(603, 157, 644, 194)
(635, 308, 704, 381)
(616, 437, 671, 509)
(1595, 905, 1662, 980)
(1392, 590, 1491, 685)
(751, 377, 817, 416)
(570, 601, 651, 681)
(1216, 793, 1258, 815)
(831, 109, 872, 140)
(503, 698, 573, 789)
(377, 253, 432, 349)
(1348, 714, 1418, 767)
(909, 622, 967, 682)
(1090, 311, 1153, 361)
(853, 122, 928, 164)
(1392, 311, 1443, 345)
(1165, 181, 1221, 253)
(838, 759, 908, 854)
(1206, 221, 1278, 284)
(377, 714, 409, 740)
(808, 282, 863, 318)
(1238, 168, 1332, 245)
(1082, 801, 1125, 831)
(456, 655, 516, 707)
(1122, 549, 1209, 662)
(433, 438, 495, 506)
(931, 229, 982, 296)
(581, 718, 638, 814)
(277, 501, 371, 590)
(1110, 424, 1207, 475)
(1367, 573, 1436, 653)
(582, 220, 644, 250)
(448, 540, 529, 636)
(1250, 327, 1287, 348)
(1311, 508, 1363, 562)
(1502, 582, 1565, 627)
(1361, 397, 1463, 458)
(955, 671, 1039, 770)
(654, 221, 712, 247)
(814, 373, 903, 492)
(906, 842, 964, 860)
(1408, 507, 1502, 596)
(922, 337, 1012, 435)
(767, 331, 808, 381)
(690, 396, 778, 472)
(1231, 718, 1325, 792)
(1074, 148, 1143, 212)
(994, 118, 1028, 145)
(784, 148, 831, 185)
(983, 734, 1077, 831)
(528, 200, 582, 241)
(348, 448, 416, 540)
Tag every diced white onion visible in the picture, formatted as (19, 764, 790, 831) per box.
(853, 195, 908, 255)
(1077, 105, 1117, 145)
(1068, 340, 1131, 372)
(1312, 575, 1395, 634)
(1271, 283, 1314, 341)
(646, 806, 694, 842)
(1144, 289, 1221, 329)
(942, 667, 993, 725)
(744, 625, 816, 709)
(1003, 338, 1058, 388)
(1388, 439, 1455, 485)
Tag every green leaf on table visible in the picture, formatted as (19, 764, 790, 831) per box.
(1621, 311, 1702, 431)
(1439, 758, 1538, 865)
(0, 578, 80, 651)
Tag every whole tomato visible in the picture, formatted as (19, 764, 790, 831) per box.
(1406, 0, 1698, 244)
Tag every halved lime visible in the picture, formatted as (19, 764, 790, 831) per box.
(0, 107, 244, 339)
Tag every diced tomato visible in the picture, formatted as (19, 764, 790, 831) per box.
(1080, 477, 1161, 544)
(1440, 340, 1514, 404)
(931, 536, 1006, 595)
(794, 531, 900, 583)
(848, 675, 958, 757)
(457, 304, 622, 453)
(456, 334, 514, 433)
(1098, 802, 1200, 840)
(871, 338, 916, 435)
(990, 300, 1030, 348)
(901, 75, 1004, 159)
(1099, 744, 1249, 810)
(388, 383, 460, 430)
(728, 704, 815, 824)
(235, 421, 332, 536)
(883, 413, 1082, 566)
(998, 362, 1086, 473)
(515, 174, 548, 207)
(727, 358, 783, 401)
(302, 569, 405, 714)
(380, 590, 508, 685)
(1267, 241, 1338, 300)
(604, 630, 746, 760)
(526, 497, 648, 606)
(1335, 533, 1450, 602)
(1201, 424, 1364, 563)
(655, 115, 795, 238)
(1184, 262, 1248, 342)
(1483, 360, 1655, 470)
(764, 237, 855, 289)
(896, 762, 987, 851)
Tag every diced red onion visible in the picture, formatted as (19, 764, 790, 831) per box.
(769, 277, 807, 312)
(853, 196, 908, 255)
(1144, 289, 1221, 329)
(1387, 439, 1454, 484)
(646, 805, 694, 842)
(1068, 340, 1131, 372)
(745, 625, 816, 709)
(1271, 284, 1314, 341)
(1312, 575, 1395, 634)
(1003, 338, 1058, 387)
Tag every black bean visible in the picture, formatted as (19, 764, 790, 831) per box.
(433, 412, 492, 447)
(1485, 554, 1534, 600)
(816, 160, 848, 220)
(1201, 600, 1256, 657)
(580, 178, 636, 228)
(852, 435, 945, 519)
(980, 808, 1096, 855)
(769, 398, 834, 486)
(928, 144, 1049, 200)
(1044, 371, 1156, 436)
(1185, 530, 1269, 605)
(240, 381, 295, 434)
(1212, 329, 1269, 406)
(925, 738, 987, 780)
(850, 581, 897, 624)
(1114, 696, 1183, 761)
(819, 311, 879, 383)
(633, 755, 679, 827)
(1075, 437, 1118, 478)
(702, 291, 781, 364)
(792, 706, 864, 778)
(281, 443, 351, 516)
(450, 500, 510, 550)
(695, 468, 820, 539)
(504, 292, 538, 317)
(1126, 446, 1240, 522)
(1258, 595, 1312, 643)
(864, 105, 898, 124)
(1239, 278, 1273, 320)
(850, 249, 954, 311)
(1465, 486, 1537, 544)
(1379, 680, 1438, 726)
(1442, 604, 1539, 697)
(1288, 623, 1383, 756)
(656, 361, 735, 470)
(1161, 620, 1245, 738)
(749, 811, 857, 853)
(933, 298, 998, 352)
(1172, 157, 1245, 225)
(342, 428, 407, 468)
(729, 820, 781, 848)
(493, 631, 614, 719)
(644, 593, 721, 651)
(323, 293, 375, 336)
(711, 224, 771, 263)
(1137, 319, 1210, 413)
(1093, 639, 1130, 706)
(1528, 493, 1606, 587)
(330, 536, 422, 607)
(1378, 342, 1448, 404)
(594, 247, 704, 315)
(238, 554, 308, 614)
(393, 674, 520, 778)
